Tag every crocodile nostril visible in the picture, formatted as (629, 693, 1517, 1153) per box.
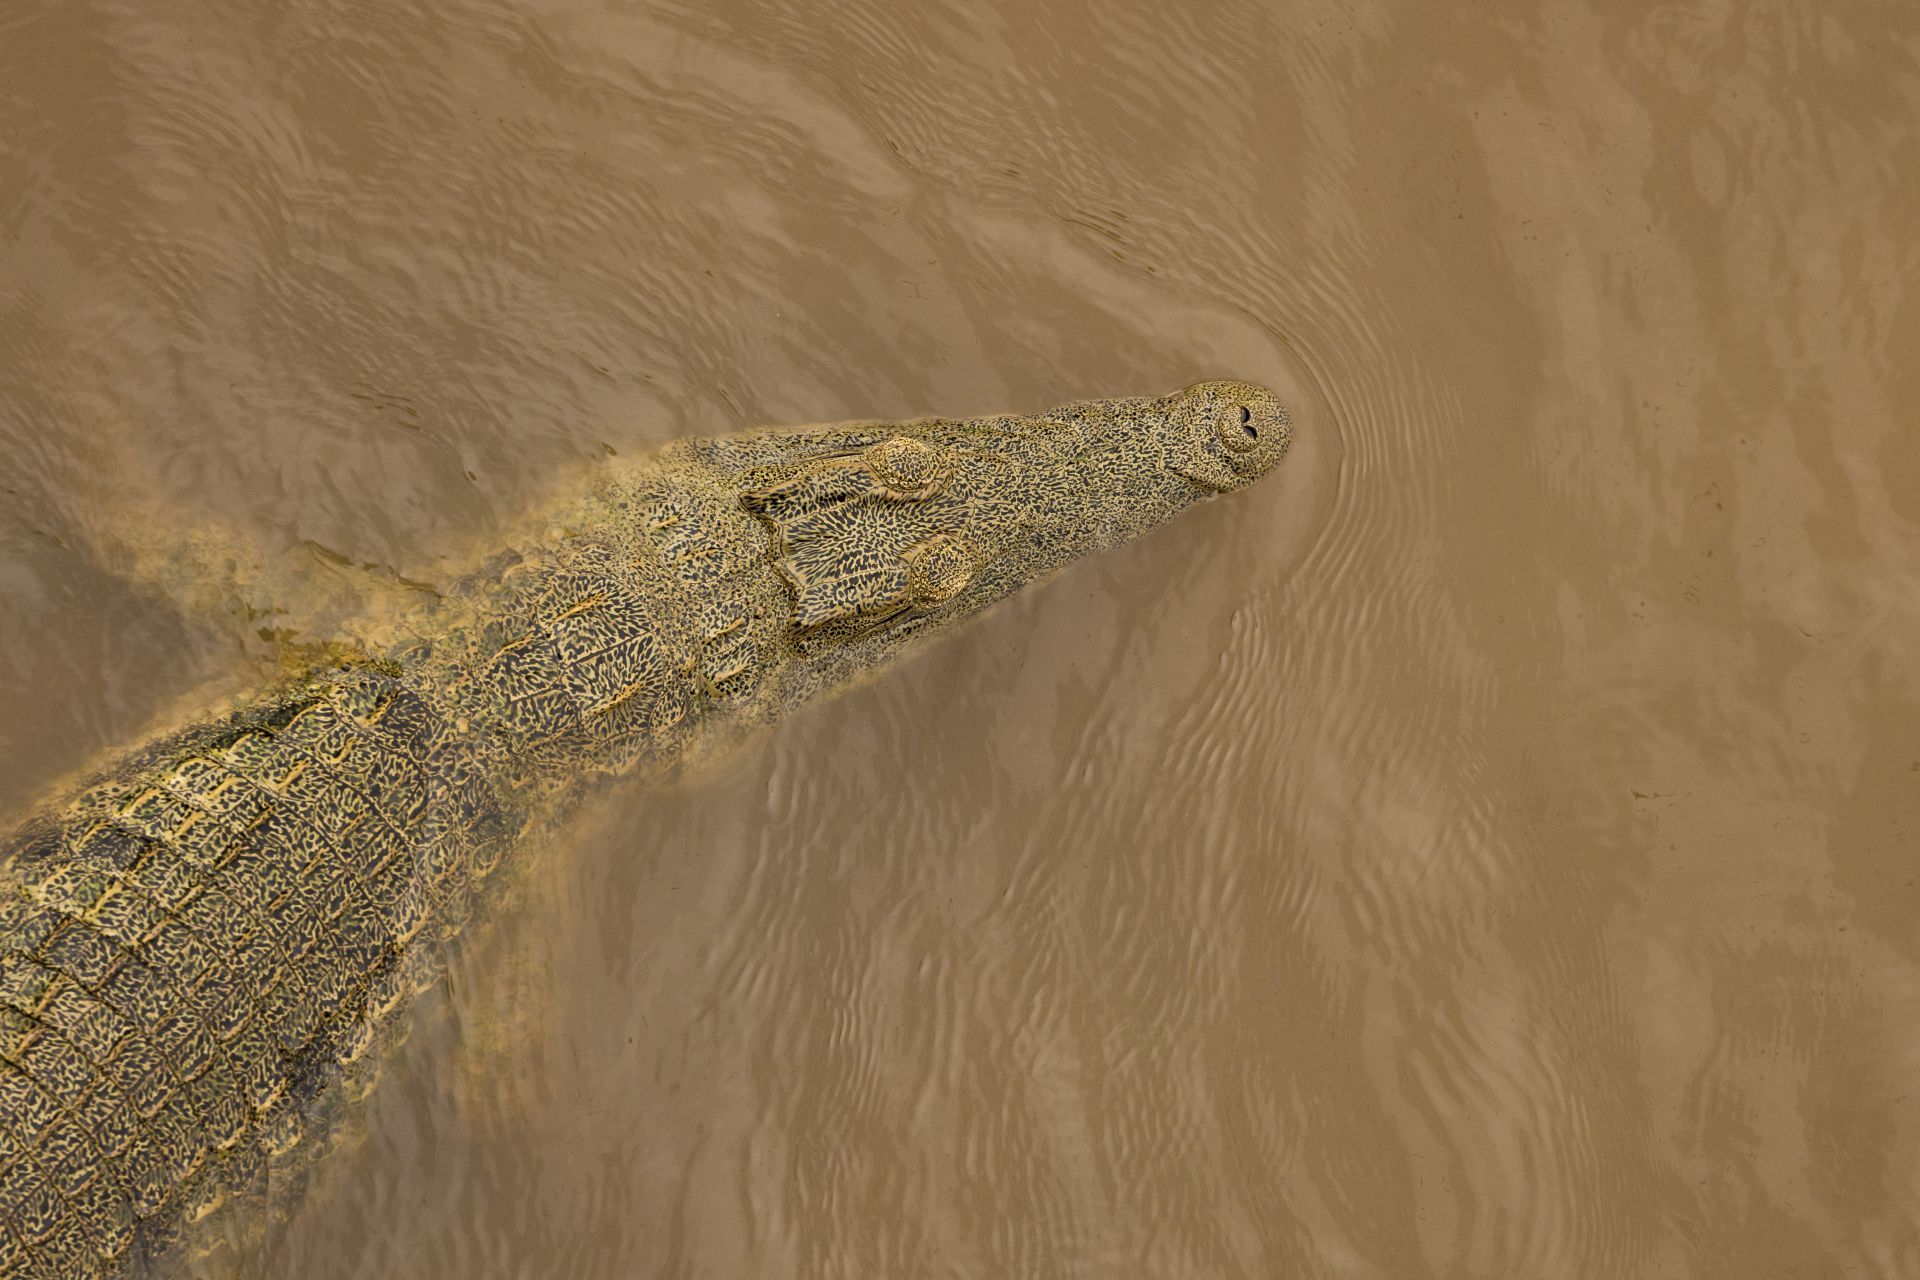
(1218, 404, 1260, 453)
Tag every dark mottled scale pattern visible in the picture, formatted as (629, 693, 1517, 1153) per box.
(214, 733, 304, 797)
(244, 811, 358, 987)
(92, 1001, 216, 1177)
(0, 1026, 118, 1207)
(37, 922, 124, 993)
(478, 549, 693, 771)
(15, 890, 232, 1212)
(60, 817, 147, 886)
(465, 818, 510, 881)
(99, 1035, 173, 1128)
(275, 769, 371, 869)
(5, 1167, 59, 1244)
(0, 1222, 27, 1276)
(209, 837, 288, 915)
(366, 947, 435, 1023)
(0, 909, 52, 971)
(0, 1069, 60, 1147)
(311, 694, 439, 917)
(0, 1070, 105, 1272)
(274, 702, 358, 768)
(183, 967, 255, 1049)
(32, 1208, 93, 1276)
(104, 789, 175, 840)
(253, 971, 319, 1059)
(149, 1104, 209, 1194)
(92, 962, 170, 1048)
(23, 778, 379, 1261)
(5, 1041, 96, 1163)
(70, 1082, 141, 1165)
(266, 726, 428, 964)
(34, 1116, 109, 1201)
(77, 817, 288, 1043)
(37, 980, 127, 1069)
(548, 598, 647, 703)
(417, 852, 474, 934)
(481, 637, 583, 750)
(177, 1064, 245, 1153)
(0, 1159, 40, 1232)
(294, 875, 363, 1014)
(123, 855, 196, 917)
(67, 1175, 134, 1261)
(75, 892, 164, 959)
(0, 961, 53, 1027)
(363, 682, 445, 767)
(219, 1015, 282, 1114)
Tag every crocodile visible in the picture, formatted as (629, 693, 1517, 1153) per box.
(0, 379, 1292, 1276)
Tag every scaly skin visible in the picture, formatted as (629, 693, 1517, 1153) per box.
(0, 381, 1290, 1276)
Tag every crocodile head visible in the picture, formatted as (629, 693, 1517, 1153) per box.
(695, 379, 1292, 667)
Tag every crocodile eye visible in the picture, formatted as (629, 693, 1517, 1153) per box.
(863, 436, 952, 499)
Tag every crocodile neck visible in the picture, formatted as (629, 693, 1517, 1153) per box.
(395, 456, 791, 812)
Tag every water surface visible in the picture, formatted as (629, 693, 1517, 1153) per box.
(2, 0, 1917, 1275)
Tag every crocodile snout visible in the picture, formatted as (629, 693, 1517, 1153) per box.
(1162, 380, 1292, 493)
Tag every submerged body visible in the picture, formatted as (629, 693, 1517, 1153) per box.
(0, 382, 1290, 1276)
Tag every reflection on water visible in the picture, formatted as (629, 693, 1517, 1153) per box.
(3, 0, 1917, 1275)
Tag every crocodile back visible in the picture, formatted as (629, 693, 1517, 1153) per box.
(0, 661, 493, 1275)
(0, 497, 753, 1274)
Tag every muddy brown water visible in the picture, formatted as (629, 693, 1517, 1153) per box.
(3, 0, 1918, 1276)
